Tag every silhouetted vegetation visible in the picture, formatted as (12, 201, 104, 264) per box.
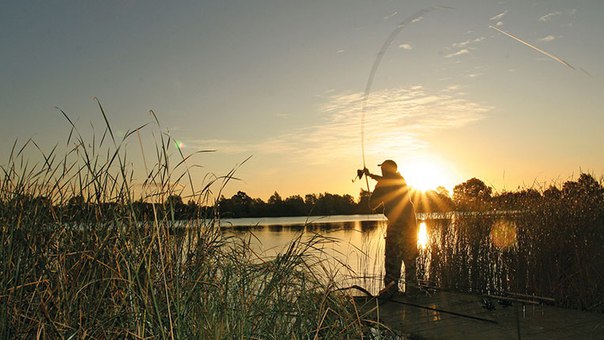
(421, 173, 604, 312)
(453, 177, 493, 211)
(0, 110, 373, 338)
(10, 185, 454, 222)
(217, 187, 454, 218)
(6, 170, 601, 226)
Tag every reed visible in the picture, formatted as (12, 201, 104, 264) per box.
(0, 106, 370, 338)
(419, 183, 604, 312)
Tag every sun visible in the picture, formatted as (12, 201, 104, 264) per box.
(400, 157, 454, 193)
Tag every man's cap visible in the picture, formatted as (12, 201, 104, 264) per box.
(378, 159, 397, 171)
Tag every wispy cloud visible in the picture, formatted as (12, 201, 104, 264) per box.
(445, 49, 470, 58)
(326, 86, 491, 160)
(453, 37, 485, 49)
(190, 87, 492, 165)
(453, 39, 472, 48)
(384, 11, 398, 20)
(539, 11, 561, 22)
(261, 86, 491, 163)
(399, 43, 413, 50)
(539, 35, 556, 42)
(411, 16, 424, 24)
(490, 10, 508, 21)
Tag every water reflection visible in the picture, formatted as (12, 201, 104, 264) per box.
(223, 216, 388, 294)
(360, 220, 379, 232)
(221, 214, 525, 295)
(268, 224, 283, 232)
(417, 221, 428, 249)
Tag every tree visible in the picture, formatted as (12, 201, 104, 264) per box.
(561, 173, 604, 213)
(412, 189, 455, 213)
(491, 189, 541, 211)
(305, 194, 318, 210)
(252, 198, 268, 217)
(436, 186, 451, 198)
(562, 173, 604, 199)
(165, 194, 185, 219)
(67, 195, 85, 208)
(453, 178, 492, 211)
(66, 195, 87, 219)
(284, 195, 306, 216)
(356, 190, 372, 214)
(268, 192, 283, 205)
(543, 185, 562, 200)
(230, 191, 254, 217)
(267, 192, 285, 216)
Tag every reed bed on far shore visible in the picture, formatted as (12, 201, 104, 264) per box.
(0, 107, 371, 339)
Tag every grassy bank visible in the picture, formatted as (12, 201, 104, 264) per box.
(0, 110, 370, 338)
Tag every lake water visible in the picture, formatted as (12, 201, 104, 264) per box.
(221, 214, 430, 295)
(215, 211, 602, 312)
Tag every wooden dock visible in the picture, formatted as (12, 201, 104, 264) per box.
(353, 290, 603, 339)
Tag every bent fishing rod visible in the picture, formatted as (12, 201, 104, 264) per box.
(356, 6, 449, 191)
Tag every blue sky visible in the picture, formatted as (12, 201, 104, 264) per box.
(2, 1, 604, 200)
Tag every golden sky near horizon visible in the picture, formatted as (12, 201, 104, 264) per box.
(2, 1, 604, 201)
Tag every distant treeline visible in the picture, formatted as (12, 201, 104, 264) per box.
(9, 173, 603, 222)
(217, 173, 604, 218)
(216, 189, 454, 218)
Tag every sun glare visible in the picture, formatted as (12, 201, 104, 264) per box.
(401, 157, 454, 192)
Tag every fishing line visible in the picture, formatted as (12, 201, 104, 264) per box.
(359, 6, 450, 191)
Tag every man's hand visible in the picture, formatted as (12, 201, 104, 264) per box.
(364, 168, 383, 181)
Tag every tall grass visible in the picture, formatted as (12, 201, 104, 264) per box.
(419, 188, 604, 312)
(0, 106, 370, 338)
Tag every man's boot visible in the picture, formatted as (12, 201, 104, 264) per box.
(378, 281, 397, 300)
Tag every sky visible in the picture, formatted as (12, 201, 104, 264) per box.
(2, 0, 604, 201)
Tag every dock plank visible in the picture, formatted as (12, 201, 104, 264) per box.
(354, 290, 603, 339)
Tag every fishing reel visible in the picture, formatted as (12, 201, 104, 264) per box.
(352, 168, 368, 183)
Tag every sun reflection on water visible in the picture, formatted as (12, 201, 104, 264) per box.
(417, 221, 428, 249)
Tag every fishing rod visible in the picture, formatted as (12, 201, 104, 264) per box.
(356, 6, 581, 190)
(357, 6, 451, 191)
(388, 297, 498, 324)
(337, 285, 498, 324)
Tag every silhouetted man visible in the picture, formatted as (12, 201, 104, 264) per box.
(364, 160, 418, 298)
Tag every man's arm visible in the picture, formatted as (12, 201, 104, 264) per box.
(363, 168, 384, 211)
(363, 168, 383, 181)
(368, 182, 384, 211)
